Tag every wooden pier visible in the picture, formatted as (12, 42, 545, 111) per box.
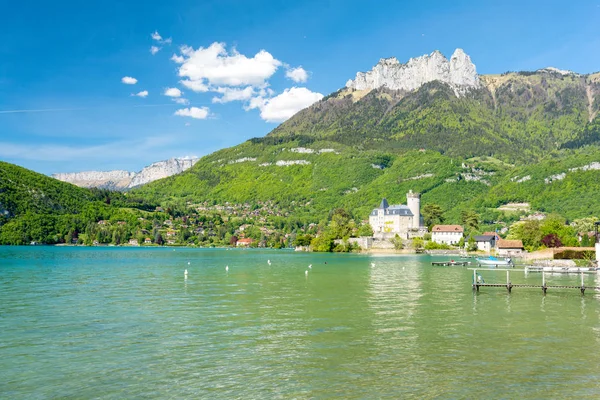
(432, 261, 470, 266)
(470, 268, 600, 294)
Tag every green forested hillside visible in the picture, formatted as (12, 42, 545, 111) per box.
(135, 70, 600, 223)
(0, 161, 93, 218)
(0, 162, 161, 245)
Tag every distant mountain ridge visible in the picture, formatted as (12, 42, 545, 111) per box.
(53, 157, 199, 190)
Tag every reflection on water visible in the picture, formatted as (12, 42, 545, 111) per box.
(1, 248, 600, 398)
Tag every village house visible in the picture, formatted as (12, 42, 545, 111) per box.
(368, 191, 426, 239)
(144, 238, 152, 244)
(431, 225, 464, 245)
(473, 234, 497, 252)
(236, 238, 253, 247)
(128, 239, 139, 246)
(497, 239, 525, 256)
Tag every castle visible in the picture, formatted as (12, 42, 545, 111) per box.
(369, 190, 427, 238)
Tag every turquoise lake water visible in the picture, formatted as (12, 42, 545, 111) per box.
(2, 247, 600, 398)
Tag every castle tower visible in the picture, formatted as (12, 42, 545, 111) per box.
(406, 190, 421, 229)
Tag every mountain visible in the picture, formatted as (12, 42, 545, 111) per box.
(345, 49, 480, 95)
(271, 50, 600, 162)
(52, 157, 199, 190)
(134, 48, 600, 222)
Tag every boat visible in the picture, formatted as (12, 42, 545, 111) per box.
(476, 256, 513, 267)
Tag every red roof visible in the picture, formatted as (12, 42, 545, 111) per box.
(497, 239, 524, 249)
(237, 238, 253, 244)
(432, 225, 464, 233)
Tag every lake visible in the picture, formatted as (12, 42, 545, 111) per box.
(1, 247, 600, 398)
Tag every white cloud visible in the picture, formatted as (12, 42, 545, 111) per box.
(164, 87, 182, 97)
(180, 79, 209, 92)
(133, 90, 149, 98)
(285, 66, 309, 83)
(248, 87, 323, 123)
(173, 98, 190, 105)
(151, 31, 172, 45)
(171, 53, 185, 64)
(212, 86, 255, 104)
(176, 42, 282, 87)
(150, 46, 161, 55)
(174, 106, 210, 119)
(121, 76, 138, 85)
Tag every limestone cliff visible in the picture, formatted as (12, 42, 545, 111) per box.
(129, 158, 199, 188)
(345, 48, 480, 96)
(52, 157, 199, 190)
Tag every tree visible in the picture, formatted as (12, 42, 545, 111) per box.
(229, 235, 238, 246)
(294, 234, 313, 247)
(581, 233, 592, 247)
(412, 237, 424, 250)
(422, 204, 444, 230)
(461, 210, 480, 232)
(357, 223, 374, 237)
(329, 208, 354, 239)
(541, 233, 562, 248)
(467, 236, 477, 252)
(391, 234, 404, 250)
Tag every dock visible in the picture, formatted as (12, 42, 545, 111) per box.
(432, 261, 470, 266)
(470, 268, 600, 294)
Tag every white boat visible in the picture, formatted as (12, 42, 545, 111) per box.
(476, 257, 513, 267)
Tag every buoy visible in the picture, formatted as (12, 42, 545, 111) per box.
(305, 270, 308, 276)
(226, 265, 229, 272)
(188, 261, 190, 265)
(308, 264, 312, 269)
(268, 259, 271, 266)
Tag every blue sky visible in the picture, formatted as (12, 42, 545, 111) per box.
(1, 0, 599, 174)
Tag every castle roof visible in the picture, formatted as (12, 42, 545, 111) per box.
(370, 204, 413, 217)
(379, 198, 389, 209)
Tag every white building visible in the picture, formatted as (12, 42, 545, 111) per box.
(369, 191, 426, 238)
(431, 225, 464, 245)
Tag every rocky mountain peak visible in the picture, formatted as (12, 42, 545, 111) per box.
(345, 48, 480, 96)
(52, 157, 199, 191)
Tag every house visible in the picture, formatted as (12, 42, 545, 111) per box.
(497, 239, 525, 256)
(473, 235, 497, 252)
(482, 232, 501, 240)
(236, 238, 254, 247)
(128, 239, 139, 246)
(166, 230, 176, 238)
(144, 238, 152, 244)
(431, 225, 464, 245)
(368, 191, 426, 239)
